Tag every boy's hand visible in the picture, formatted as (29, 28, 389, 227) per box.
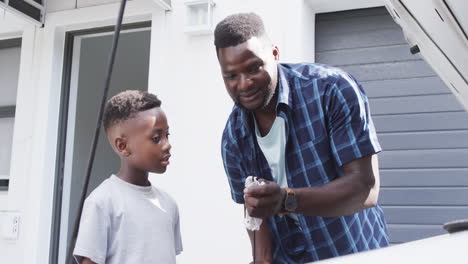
(244, 180, 286, 218)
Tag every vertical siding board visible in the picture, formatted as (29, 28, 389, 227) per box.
(382, 206, 468, 224)
(379, 131, 468, 150)
(381, 169, 468, 187)
(370, 94, 464, 115)
(363, 77, 449, 98)
(316, 45, 419, 66)
(388, 225, 445, 243)
(374, 112, 468, 132)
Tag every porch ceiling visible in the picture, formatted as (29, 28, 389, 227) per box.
(47, 0, 133, 13)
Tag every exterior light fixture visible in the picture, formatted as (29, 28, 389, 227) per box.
(184, 0, 216, 35)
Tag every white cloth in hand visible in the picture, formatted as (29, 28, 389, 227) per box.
(244, 176, 265, 231)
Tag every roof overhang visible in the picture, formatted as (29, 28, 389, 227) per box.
(151, 0, 171, 10)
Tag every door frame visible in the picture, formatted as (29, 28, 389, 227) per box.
(51, 20, 152, 264)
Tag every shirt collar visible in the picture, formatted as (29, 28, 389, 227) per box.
(277, 63, 293, 109)
(277, 63, 310, 110)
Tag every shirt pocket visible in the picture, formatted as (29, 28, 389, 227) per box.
(291, 134, 334, 187)
(299, 132, 331, 164)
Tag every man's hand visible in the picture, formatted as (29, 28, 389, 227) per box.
(244, 180, 286, 218)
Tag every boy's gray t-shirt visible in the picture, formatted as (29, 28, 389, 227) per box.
(73, 175, 183, 264)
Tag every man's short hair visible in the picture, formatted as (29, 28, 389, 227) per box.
(103, 90, 161, 131)
(214, 12, 266, 49)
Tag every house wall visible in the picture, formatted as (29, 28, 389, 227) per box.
(0, 11, 39, 262)
(0, 45, 20, 178)
(0, 42, 21, 262)
(147, 1, 316, 263)
(0, 0, 388, 263)
(0, 2, 156, 263)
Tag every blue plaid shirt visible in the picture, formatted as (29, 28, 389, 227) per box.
(221, 63, 389, 263)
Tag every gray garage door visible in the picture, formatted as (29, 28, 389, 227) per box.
(316, 7, 468, 244)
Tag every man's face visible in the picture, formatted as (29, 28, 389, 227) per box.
(217, 37, 279, 111)
(120, 107, 171, 174)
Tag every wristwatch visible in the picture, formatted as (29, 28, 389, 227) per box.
(282, 187, 298, 213)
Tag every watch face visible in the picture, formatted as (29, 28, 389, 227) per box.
(285, 194, 297, 211)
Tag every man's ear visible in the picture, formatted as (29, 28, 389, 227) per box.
(272, 45, 279, 61)
(114, 136, 131, 157)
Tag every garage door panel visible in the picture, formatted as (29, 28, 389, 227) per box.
(316, 28, 406, 52)
(379, 131, 468, 150)
(316, 7, 389, 21)
(381, 168, 468, 187)
(316, 6, 468, 245)
(387, 224, 445, 243)
(379, 149, 468, 169)
(373, 112, 468, 132)
(363, 77, 449, 98)
(370, 94, 463, 115)
(316, 45, 416, 66)
(380, 188, 468, 205)
(340, 60, 436, 81)
(382, 206, 468, 225)
(316, 15, 399, 36)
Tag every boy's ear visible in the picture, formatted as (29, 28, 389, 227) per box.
(114, 136, 131, 157)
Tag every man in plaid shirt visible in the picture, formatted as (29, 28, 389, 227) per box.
(215, 13, 389, 263)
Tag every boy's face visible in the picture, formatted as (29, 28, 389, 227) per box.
(113, 107, 171, 174)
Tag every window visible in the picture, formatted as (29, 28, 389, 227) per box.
(0, 38, 21, 191)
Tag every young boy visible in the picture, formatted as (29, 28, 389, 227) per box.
(73, 90, 182, 264)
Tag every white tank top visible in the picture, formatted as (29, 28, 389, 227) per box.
(254, 116, 288, 188)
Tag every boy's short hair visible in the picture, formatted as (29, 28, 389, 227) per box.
(214, 12, 266, 49)
(103, 90, 161, 131)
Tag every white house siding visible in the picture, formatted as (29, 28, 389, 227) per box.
(146, 1, 315, 263)
(315, 7, 468, 245)
(0, 10, 39, 261)
(0, 3, 158, 263)
(0, 41, 21, 260)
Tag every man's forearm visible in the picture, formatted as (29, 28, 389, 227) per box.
(247, 221, 273, 263)
(295, 155, 379, 217)
(295, 175, 377, 217)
